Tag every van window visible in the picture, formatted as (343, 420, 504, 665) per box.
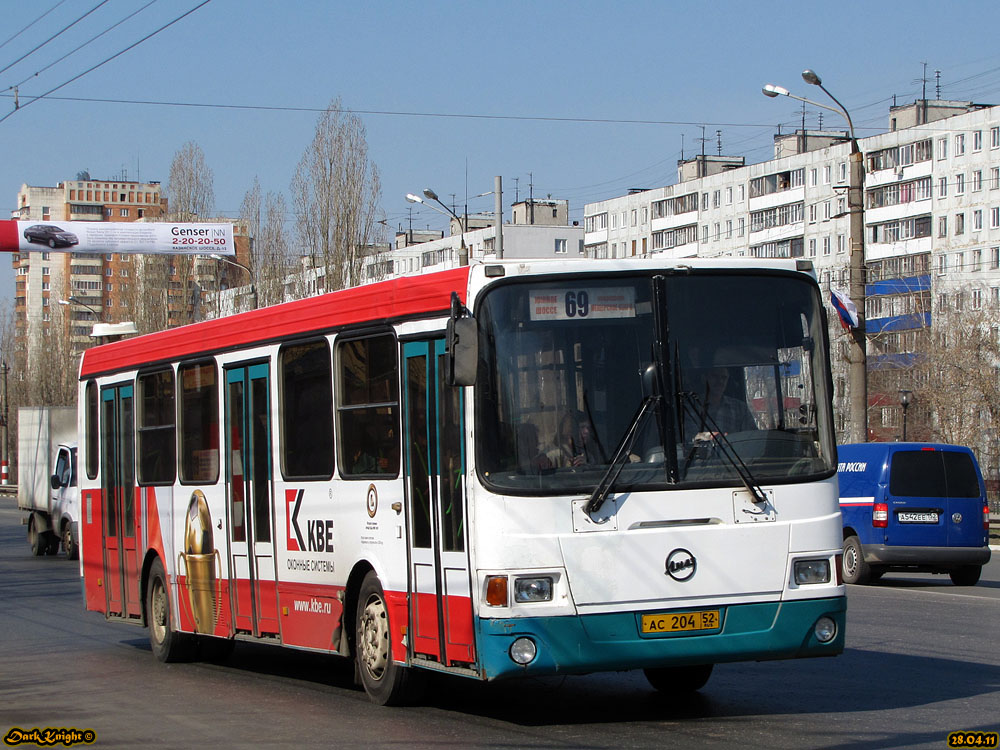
(889, 451, 980, 498)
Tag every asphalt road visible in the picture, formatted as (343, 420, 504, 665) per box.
(1, 496, 998, 749)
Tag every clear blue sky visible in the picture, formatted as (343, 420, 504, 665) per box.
(3, 0, 1000, 303)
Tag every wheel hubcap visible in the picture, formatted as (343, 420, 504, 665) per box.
(151, 580, 167, 643)
(359, 594, 389, 681)
(844, 547, 857, 577)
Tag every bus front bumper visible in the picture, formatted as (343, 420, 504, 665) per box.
(475, 596, 846, 681)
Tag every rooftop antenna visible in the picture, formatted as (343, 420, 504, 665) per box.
(935, 69, 941, 99)
(716, 129, 722, 156)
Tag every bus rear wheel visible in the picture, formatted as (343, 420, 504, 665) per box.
(147, 558, 194, 662)
(355, 571, 414, 705)
(644, 664, 714, 694)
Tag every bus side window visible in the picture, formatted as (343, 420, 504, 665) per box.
(179, 361, 220, 484)
(280, 340, 334, 480)
(336, 334, 401, 478)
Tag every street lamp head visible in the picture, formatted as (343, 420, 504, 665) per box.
(762, 84, 788, 98)
(422, 188, 439, 201)
(802, 69, 822, 86)
(899, 389, 914, 407)
(405, 193, 423, 204)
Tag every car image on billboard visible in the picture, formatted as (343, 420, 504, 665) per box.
(23, 224, 79, 248)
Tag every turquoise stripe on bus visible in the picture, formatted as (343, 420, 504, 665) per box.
(474, 597, 846, 681)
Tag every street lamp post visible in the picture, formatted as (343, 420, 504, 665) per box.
(764, 69, 868, 443)
(58, 296, 100, 320)
(899, 389, 914, 441)
(406, 188, 468, 266)
(211, 254, 258, 311)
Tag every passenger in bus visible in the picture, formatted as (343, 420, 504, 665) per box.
(549, 412, 603, 467)
(684, 367, 756, 442)
(516, 422, 552, 473)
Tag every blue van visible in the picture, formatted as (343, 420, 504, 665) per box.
(838, 443, 991, 585)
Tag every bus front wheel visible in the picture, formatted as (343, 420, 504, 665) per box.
(355, 571, 414, 705)
(644, 664, 714, 694)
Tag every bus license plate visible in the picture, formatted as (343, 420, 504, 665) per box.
(897, 512, 938, 523)
(641, 609, 720, 634)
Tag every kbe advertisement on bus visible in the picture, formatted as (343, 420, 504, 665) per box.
(0, 220, 235, 256)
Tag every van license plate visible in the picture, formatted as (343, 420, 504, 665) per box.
(897, 512, 938, 523)
(641, 609, 720, 634)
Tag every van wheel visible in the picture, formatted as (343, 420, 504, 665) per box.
(147, 558, 195, 662)
(644, 664, 714, 694)
(949, 566, 982, 586)
(842, 536, 871, 585)
(63, 523, 78, 561)
(28, 516, 47, 557)
(355, 571, 415, 705)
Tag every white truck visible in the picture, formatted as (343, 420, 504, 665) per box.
(18, 406, 79, 559)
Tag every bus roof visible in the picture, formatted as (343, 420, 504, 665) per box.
(79, 266, 470, 379)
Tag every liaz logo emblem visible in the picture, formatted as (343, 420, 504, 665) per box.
(665, 548, 697, 582)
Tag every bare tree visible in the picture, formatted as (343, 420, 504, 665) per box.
(909, 288, 1000, 490)
(239, 177, 291, 308)
(165, 141, 217, 326)
(291, 98, 385, 293)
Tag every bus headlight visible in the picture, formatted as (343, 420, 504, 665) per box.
(814, 616, 837, 643)
(509, 637, 537, 665)
(794, 559, 831, 585)
(513, 576, 553, 603)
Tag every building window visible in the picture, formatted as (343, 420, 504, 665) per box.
(939, 216, 948, 237)
(974, 171, 983, 192)
(938, 138, 948, 160)
(974, 130, 983, 151)
(939, 176, 948, 197)
(809, 238, 816, 257)
(120, 208, 129, 217)
(823, 237, 831, 255)
(738, 217, 745, 237)
(956, 174, 966, 194)
(956, 213, 965, 235)
(973, 248, 982, 271)
(992, 247, 1000, 269)
(974, 210, 983, 231)
(837, 234, 846, 254)
(554, 238, 567, 254)
(992, 126, 1000, 149)
(955, 133, 966, 155)
(973, 288, 983, 309)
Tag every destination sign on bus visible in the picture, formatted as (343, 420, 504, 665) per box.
(529, 287, 636, 321)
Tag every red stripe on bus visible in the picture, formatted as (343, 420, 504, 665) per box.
(80, 267, 471, 377)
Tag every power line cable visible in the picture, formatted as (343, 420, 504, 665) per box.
(6, 0, 162, 93)
(0, 0, 212, 126)
(0, 0, 110, 80)
(0, 0, 69, 53)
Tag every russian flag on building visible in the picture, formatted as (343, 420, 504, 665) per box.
(830, 288, 859, 329)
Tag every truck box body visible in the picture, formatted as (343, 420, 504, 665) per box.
(17, 406, 75, 513)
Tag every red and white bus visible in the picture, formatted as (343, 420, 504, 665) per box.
(78, 258, 846, 704)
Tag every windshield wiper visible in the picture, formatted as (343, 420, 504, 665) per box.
(679, 391, 769, 506)
(584, 395, 660, 517)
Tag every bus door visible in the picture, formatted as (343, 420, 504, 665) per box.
(224, 363, 279, 637)
(100, 384, 141, 618)
(402, 339, 476, 667)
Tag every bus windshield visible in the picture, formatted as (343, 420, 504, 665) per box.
(475, 271, 836, 494)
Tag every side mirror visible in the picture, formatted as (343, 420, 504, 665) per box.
(641, 362, 659, 398)
(446, 292, 478, 386)
(50, 474, 62, 490)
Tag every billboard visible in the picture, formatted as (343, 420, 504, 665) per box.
(0, 220, 235, 256)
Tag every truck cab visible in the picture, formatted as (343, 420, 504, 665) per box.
(49, 444, 79, 560)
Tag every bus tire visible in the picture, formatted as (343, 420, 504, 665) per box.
(356, 571, 413, 705)
(63, 523, 79, 561)
(842, 535, 871, 585)
(949, 565, 982, 586)
(644, 664, 714, 694)
(147, 558, 195, 662)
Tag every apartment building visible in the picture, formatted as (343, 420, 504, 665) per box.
(11, 177, 249, 349)
(583, 100, 1000, 450)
